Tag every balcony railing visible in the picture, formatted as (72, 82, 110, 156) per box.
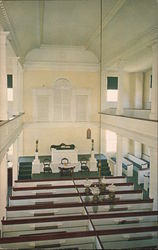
(0, 113, 24, 161)
(101, 108, 153, 121)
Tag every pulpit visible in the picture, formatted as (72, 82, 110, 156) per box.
(50, 143, 81, 172)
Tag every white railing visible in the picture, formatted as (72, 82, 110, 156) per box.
(0, 113, 24, 162)
(102, 108, 151, 119)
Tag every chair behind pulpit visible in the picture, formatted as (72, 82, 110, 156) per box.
(59, 158, 74, 176)
(80, 160, 89, 172)
(43, 159, 52, 174)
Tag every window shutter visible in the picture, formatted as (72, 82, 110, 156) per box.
(107, 77, 118, 89)
(7, 75, 13, 88)
(150, 75, 152, 88)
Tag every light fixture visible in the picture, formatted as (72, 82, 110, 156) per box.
(84, 177, 118, 204)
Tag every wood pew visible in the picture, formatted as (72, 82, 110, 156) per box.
(125, 153, 148, 170)
(73, 176, 127, 185)
(99, 226, 158, 249)
(137, 168, 150, 185)
(2, 211, 158, 238)
(12, 182, 134, 196)
(110, 157, 133, 177)
(0, 225, 157, 249)
(125, 154, 150, 184)
(142, 153, 150, 167)
(14, 176, 127, 188)
(6, 199, 154, 219)
(9, 190, 143, 206)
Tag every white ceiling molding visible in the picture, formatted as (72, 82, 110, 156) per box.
(0, 0, 22, 60)
(24, 61, 99, 72)
(85, 0, 126, 50)
(104, 25, 158, 71)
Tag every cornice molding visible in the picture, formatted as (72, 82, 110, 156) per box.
(24, 61, 99, 72)
(0, 0, 22, 58)
(85, 0, 126, 49)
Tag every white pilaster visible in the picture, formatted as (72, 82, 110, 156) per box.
(0, 154, 7, 227)
(116, 64, 124, 115)
(116, 134, 123, 176)
(134, 141, 142, 158)
(135, 72, 143, 109)
(12, 57, 20, 115)
(150, 43, 158, 120)
(0, 31, 9, 120)
(149, 147, 158, 210)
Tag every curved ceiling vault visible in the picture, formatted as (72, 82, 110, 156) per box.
(0, 0, 158, 71)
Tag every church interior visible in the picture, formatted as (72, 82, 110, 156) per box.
(0, 0, 158, 249)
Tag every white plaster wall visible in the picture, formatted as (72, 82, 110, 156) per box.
(23, 124, 99, 156)
(23, 68, 100, 156)
(23, 70, 100, 123)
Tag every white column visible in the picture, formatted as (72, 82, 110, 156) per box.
(17, 131, 24, 157)
(134, 141, 142, 158)
(18, 63, 24, 113)
(116, 135, 123, 176)
(13, 140, 18, 182)
(150, 43, 158, 120)
(122, 137, 129, 156)
(0, 31, 9, 120)
(12, 57, 19, 116)
(116, 64, 124, 115)
(0, 154, 8, 227)
(135, 72, 143, 109)
(149, 147, 158, 210)
(101, 70, 106, 111)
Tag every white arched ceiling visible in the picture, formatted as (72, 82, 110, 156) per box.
(1, 0, 158, 71)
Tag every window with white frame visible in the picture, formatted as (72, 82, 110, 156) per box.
(106, 76, 118, 102)
(106, 130, 117, 153)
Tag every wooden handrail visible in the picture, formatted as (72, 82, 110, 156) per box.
(0, 112, 24, 127)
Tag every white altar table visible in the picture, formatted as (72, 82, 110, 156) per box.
(51, 143, 81, 173)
